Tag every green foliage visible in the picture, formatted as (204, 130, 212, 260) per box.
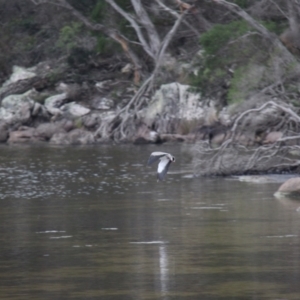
(46, 69, 64, 85)
(75, 117, 83, 128)
(57, 22, 82, 52)
(261, 21, 286, 35)
(92, 33, 121, 56)
(91, 0, 133, 55)
(95, 34, 110, 54)
(200, 20, 250, 56)
(15, 36, 36, 52)
(91, 1, 107, 22)
(190, 21, 250, 95)
(227, 69, 245, 104)
(190, 20, 272, 103)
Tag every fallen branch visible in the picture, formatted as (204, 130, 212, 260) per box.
(194, 100, 300, 176)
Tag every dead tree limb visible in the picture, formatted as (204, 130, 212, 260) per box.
(105, 6, 192, 141)
(194, 100, 300, 176)
(156, 0, 201, 36)
(105, 0, 159, 59)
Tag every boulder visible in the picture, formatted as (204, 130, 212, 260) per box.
(35, 122, 66, 140)
(8, 127, 42, 143)
(44, 93, 68, 116)
(2, 66, 36, 87)
(0, 89, 38, 125)
(50, 128, 95, 145)
(68, 128, 95, 145)
(82, 113, 101, 129)
(56, 82, 81, 100)
(142, 82, 203, 134)
(60, 102, 90, 119)
(2, 89, 36, 110)
(31, 102, 49, 118)
(90, 96, 114, 110)
(274, 177, 300, 198)
(56, 119, 74, 132)
(49, 132, 69, 145)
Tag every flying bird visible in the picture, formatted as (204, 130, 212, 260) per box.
(147, 152, 175, 181)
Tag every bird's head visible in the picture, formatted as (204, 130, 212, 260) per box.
(171, 156, 175, 162)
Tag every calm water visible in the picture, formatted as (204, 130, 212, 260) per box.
(0, 143, 300, 300)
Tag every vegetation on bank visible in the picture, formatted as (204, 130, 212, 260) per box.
(1, 1, 299, 107)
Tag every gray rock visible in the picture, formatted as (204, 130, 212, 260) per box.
(91, 96, 114, 110)
(44, 93, 68, 116)
(142, 82, 203, 134)
(50, 128, 95, 145)
(36, 123, 66, 140)
(60, 102, 90, 119)
(49, 132, 70, 145)
(8, 127, 41, 143)
(0, 107, 14, 123)
(2, 89, 36, 110)
(82, 113, 101, 129)
(274, 177, 300, 199)
(68, 129, 95, 145)
(55, 119, 74, 132)
(32, 102, 47, 117)
(2, 66, 36, 87)
(0, 89, 38, 124)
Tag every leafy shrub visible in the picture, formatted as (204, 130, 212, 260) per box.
(199, 20, 250, 62)
(91, 1, 107, 22)
(190, 20, 273, 104)
(190, 21, 249, 96)
(57, 22, 82, 52)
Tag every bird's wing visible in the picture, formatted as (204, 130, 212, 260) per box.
(157, 156, 172, 181)
(147, 152, 169, 166)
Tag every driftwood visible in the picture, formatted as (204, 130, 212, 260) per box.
(194, 101, 300, 176)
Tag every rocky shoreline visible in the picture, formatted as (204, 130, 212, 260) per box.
(0, 63, 292, 150)
(0, 64, 219, 145)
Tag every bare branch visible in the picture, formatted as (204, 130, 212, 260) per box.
(194, 100, 300, 176)
(105, 0, 155, 59)
(156, 0, 201, 36)
(131, 0, 161, 55)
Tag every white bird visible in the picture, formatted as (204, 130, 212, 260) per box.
(147, 152, 175, 181)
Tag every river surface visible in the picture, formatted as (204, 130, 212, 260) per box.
(0, 143, 300, 300)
